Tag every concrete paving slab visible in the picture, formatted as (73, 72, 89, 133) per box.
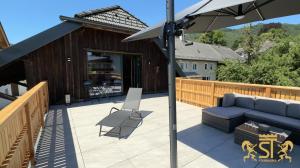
(35, 94, 299, 168)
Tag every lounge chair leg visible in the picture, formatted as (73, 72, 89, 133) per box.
(138, 113, 143, 126)
(99, 125, 102, 137)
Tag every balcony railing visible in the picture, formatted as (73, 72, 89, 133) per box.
(176, 78, 300, 107)
(0, 82, 49, 168)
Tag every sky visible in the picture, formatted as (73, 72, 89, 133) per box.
(1, 0, 300, 44)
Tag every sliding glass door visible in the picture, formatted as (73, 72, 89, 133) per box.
(86, 51, 142, 97)
(87, 51, 123, 96)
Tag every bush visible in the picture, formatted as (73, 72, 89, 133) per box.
(217, 28, 300, 87)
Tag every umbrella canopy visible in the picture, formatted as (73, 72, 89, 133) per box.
(124, 0, 300, 42)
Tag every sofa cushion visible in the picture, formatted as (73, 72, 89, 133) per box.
(222, 93, 235, 107)
(245, 110, 300, 131)
(203, 106, 248, 119)
(254, 97, 287, 116)
(234, 93, 255, 109)
(287, 101, 300, 119)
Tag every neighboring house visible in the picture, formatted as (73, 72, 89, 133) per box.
(0, 22, 9, 50)
(235, 40, 275, 58)
(0, 22, 13, 109)
(0, 6, 169, 104)
(176, 37, 241, 80)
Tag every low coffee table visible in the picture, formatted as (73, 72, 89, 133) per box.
(235, 121, 291, 144)
(235, 121, 291, 158)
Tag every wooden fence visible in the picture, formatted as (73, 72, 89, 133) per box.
(176, 78, 300, 107)
(0, 82, 49, 168)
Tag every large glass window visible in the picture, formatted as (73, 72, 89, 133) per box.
(87, 51, 123, 96)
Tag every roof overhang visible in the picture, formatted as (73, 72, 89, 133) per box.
(0, 21, 82, 69)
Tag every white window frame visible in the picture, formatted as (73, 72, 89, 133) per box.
(192, 64, 197, 71)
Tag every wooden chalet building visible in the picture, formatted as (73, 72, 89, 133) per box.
(0, 6, 170, 104)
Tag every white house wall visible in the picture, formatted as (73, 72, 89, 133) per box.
(177, 60, 217, 80)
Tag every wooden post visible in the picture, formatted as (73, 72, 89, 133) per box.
(210, 82, 215, 107)
(25, 104, 36, 166)
(265, 87, 271, 98)
(37, 91, 45, 128)
(11, 83, 19, 96)
(179, 79, 182, 101)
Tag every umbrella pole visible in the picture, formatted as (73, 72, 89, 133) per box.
(166, 0, 178, 167)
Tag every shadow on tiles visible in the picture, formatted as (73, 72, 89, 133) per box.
(35, 106, 78, 168)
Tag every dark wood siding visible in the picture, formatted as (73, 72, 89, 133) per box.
(23, 27, 168, 104)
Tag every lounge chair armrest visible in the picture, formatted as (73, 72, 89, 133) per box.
(110, 107, 120, 114)
(217, 97, 223, 107)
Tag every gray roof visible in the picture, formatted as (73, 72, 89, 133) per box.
(175, 38, 241, 62)
(74, 6, 147, 31)
(0, 22, 82, 68)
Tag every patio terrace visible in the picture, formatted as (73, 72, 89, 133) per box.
(34, 94, 300, 168)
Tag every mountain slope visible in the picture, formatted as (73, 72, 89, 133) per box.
(186, 24, 300, 49)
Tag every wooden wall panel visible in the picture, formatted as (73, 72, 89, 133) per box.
(23, 27, 168, 104)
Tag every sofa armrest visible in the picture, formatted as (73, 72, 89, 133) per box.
(217, 97, 223, 107)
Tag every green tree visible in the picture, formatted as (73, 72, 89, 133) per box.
(197, 31, 227, 46)
(217, 26, 300, 87)
(240, 25, 260, 64)
(259, 28, 289, 42)
(217, 60, 249, 82)
(232, 39, 242, 50)
(248, 54, 298, 86)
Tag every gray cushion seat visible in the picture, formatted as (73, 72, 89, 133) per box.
(287, 101, 300, 120)
(202, 106, 248, 132)
(245, 110, 300, 131)
(203, 106, 248, 119)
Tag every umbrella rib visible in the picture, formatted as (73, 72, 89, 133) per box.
(189, 0, 213, 15)
(254, 3, 265, 20)
(245, 0, 276, 14)
(226, 7, 238, 16)
(200, 14, 232, 17)
(205, 13, 220, 32)
(216, 9, 235, 16)
(244, 2, 255, 13)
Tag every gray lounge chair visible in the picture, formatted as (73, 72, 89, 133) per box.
(97, 88, 143, 138)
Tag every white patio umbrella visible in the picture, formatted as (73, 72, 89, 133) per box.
(123, 1, 300, 168)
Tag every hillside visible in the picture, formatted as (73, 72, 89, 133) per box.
(185, 23, 300, 49)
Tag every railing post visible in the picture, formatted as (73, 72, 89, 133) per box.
(265, 87, 271, 98)
(179, 79, 182, 102)
(210, 82, 215, 107)
(25, 103, 36, 166)
(37, 91, 45, 128)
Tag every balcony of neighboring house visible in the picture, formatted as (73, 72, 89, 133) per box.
(1, 79, 300, 168)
